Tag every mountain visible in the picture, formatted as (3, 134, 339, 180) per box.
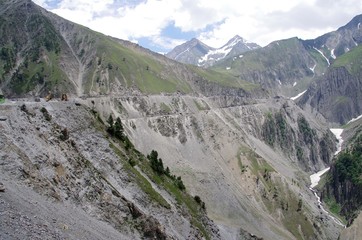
(210, 15, 362, 97)
(212, 37, 325, 97)
(166, 35, 260, 68)
(298, 45, 362, 124)
(0, 0, 264, 99)
(303, 14, 362, 64)
(1, 1, 361, 239)
(165, 38, 212, 66)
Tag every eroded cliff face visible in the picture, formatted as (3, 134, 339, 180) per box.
(299, 66, 362, 124)
(84, 94, 341, 240)
(0, 101, 220, 240)
(261, 106, 336, 171)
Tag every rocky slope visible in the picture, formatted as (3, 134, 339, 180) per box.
(165, 38, 211, 66)
(0, 0, 360, 239)
(0, 100, 220, 240)
(0, 93, 344, 240)
(298, 45, 362, 125)
(339, 213, 362, 240)
(83, 93, 342, 240)
(166, 36, 260, 68)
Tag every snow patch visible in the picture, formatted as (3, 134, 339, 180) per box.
(330, 128, 344, 155)
(347, 114, 362, 124)
(293, 82, 297, 87)
(175, 47, 190, 60)
(331, 49, 336, 59)
(277, 79, 282, 85)
(310, 168, 330, 188)
(313, 47, 330, 66)
(198, 37, 244, 65)
(226, 67, 231, 70)
(309, 64, 317, 73)
(290, 90, 307, 100)
(358, 22, 361, 29)
(239, 55, 243, 58)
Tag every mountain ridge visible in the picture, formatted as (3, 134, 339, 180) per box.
(166, 35, 260, 67)
(1, 1, 361, 239)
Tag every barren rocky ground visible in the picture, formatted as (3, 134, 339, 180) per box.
(0, 95, 344, 239)
(86, 94, 343, 239)
(0, 99, 220, 240)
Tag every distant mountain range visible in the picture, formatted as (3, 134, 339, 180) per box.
(165, 35, 260, 67)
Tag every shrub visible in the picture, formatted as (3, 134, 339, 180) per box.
(128, 158, 136, 167)
(40, 107, 52, 121)
(60, 128, 69, 141)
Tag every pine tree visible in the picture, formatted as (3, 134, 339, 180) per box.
(107, 114, 114, 134)
(114, 117, 124, 139)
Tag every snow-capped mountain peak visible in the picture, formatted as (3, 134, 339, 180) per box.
(223, 35, 245, 48)
(166, 35, 260, 68)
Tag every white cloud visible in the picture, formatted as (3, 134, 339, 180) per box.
(149, 36, 186, 51)
(33, 0, 362, 51)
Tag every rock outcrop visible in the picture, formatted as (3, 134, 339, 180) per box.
(299, 61, 362, 125)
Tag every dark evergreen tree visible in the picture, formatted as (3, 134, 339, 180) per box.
(165, 167, 170, 177)
(175, 176, 186, 191)
(148, 150, 166, 175)
(114, 117, 124, 139)
(107, 114, 114, 133)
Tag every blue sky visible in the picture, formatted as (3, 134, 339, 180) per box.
(33, 0, 362, 53)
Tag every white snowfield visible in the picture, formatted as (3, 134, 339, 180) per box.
(330, 128, 344, 155)
(198, 37, 257, 66)
(198, 37, 244, 65)
(347, 114, 362, 124)
(310, 167, 330, 189)
(331, 49, 336, 59)
(290, 90, 307, 100)
(309, 63, 317, 73)
(313, 47, 330, 66)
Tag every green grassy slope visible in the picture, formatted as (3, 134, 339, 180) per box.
(210, 38, 330, 96)
(1, 0, 259, 97)
(332, 45, 362, 75)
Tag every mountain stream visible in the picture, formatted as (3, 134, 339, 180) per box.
(309, 128, 346, 227)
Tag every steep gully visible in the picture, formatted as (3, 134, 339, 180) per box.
(309, 128, 345, 227)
